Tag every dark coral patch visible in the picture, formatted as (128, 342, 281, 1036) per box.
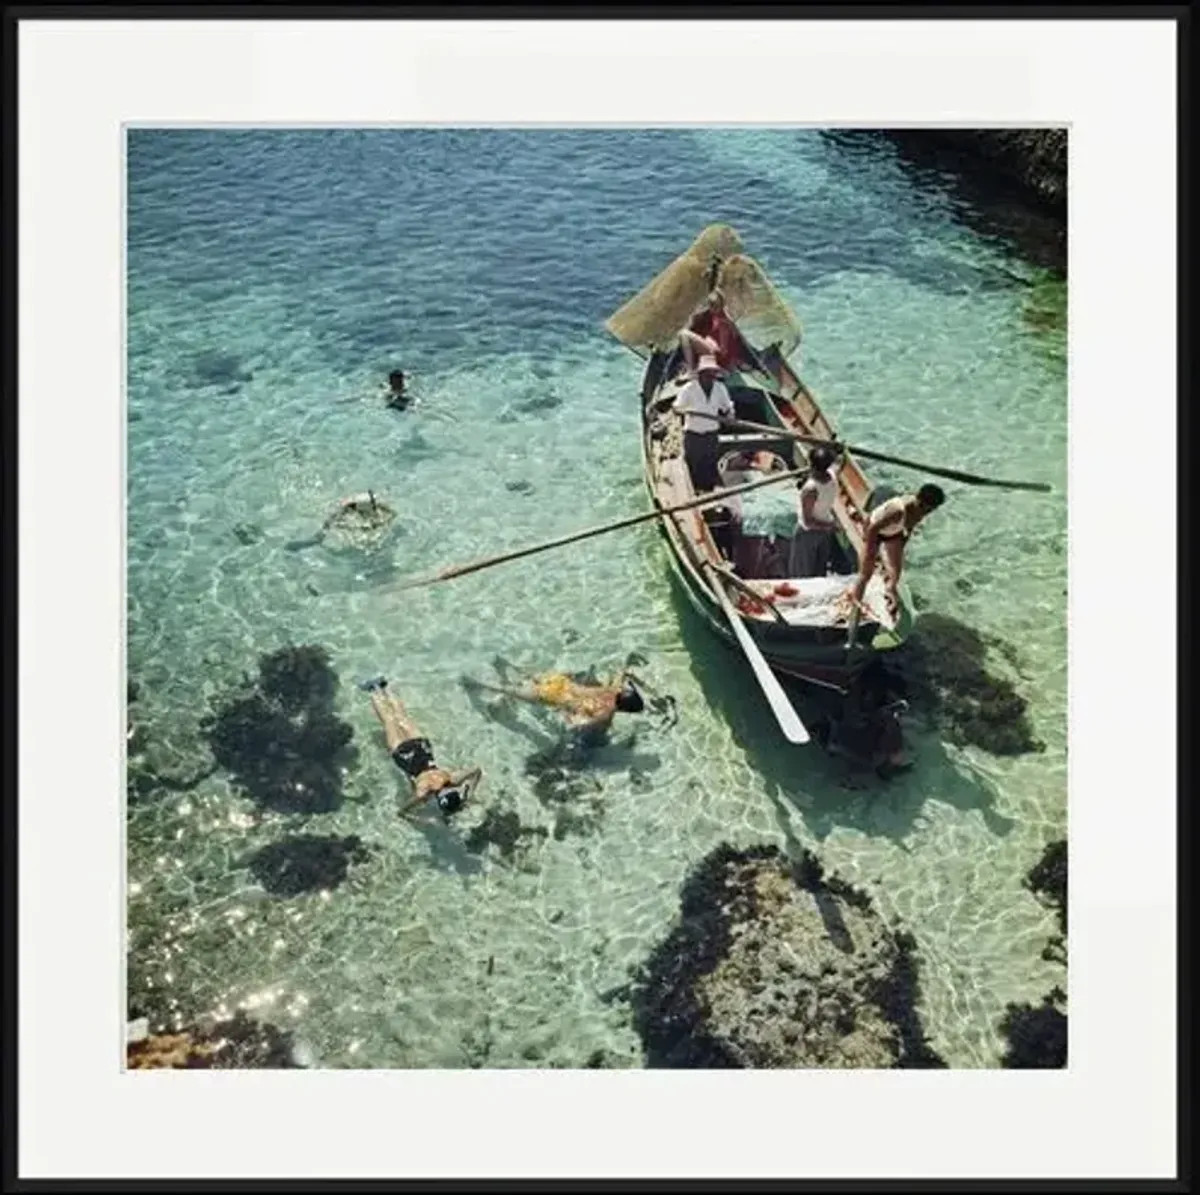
(246, 834, 370, 897)
(625, 844, 946, 1069)
(204, 645, 357, 814)
(1000, 987, 1067, 1068)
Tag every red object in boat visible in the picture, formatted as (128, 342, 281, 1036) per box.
(774, 582, 798, 597)
(736, 594, 767, 615)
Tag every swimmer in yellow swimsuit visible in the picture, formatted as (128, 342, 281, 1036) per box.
(462, 666, 647, 745)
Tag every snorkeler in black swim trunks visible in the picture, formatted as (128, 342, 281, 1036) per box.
(360, 676, 482, 817)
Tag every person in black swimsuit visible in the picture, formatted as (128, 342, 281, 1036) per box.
(847, 484, 946, 620)
(359, 677, 482, 818)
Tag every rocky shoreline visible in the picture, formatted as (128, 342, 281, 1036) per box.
(886, 129, 1066, 211)
(999, 839, 1068, 1067)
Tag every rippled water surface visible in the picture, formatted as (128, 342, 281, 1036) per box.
(126, 129, 1067, 1068)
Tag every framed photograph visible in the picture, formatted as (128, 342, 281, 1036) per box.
(9, 9, 1182, 1185)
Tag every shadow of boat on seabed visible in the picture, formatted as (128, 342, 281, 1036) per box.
(669, 584, 1021, 844)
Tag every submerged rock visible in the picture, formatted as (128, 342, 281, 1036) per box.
(1026, 838, 1066, 935)
(1027, 838, 1067, 967)
(232, 521, 264, 546)
(189, 349, 255, 390)
(525, 746, 607, 839)
(464, 806, 549, 862)
(203, 644, 357, 814)
(893, 612, 1044, 755)
(886, 129, 1066, 210)
(1000, 986, 1067, 1068)
(626, 844, 946, 1068)
(514, 391, 563, 414)
(246, 834, 370, 897)
(126, 1011, 302, 1069)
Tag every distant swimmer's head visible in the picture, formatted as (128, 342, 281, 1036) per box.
(917, 483, 946, 512)
(388, 370, 407, 397)
(616, 678, 646, 714)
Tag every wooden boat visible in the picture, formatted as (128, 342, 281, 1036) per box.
(607, 226, 915, 702)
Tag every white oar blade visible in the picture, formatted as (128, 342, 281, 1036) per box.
(709, 570, 810, 744)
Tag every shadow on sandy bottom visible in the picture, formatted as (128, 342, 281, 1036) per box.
(670, 585, 1018, 845)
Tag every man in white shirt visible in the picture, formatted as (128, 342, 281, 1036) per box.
(672, 355, 734, 492)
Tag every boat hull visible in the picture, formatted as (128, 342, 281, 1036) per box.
(640, 347, 913, 694)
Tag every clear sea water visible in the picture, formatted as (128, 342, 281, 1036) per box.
(126, 129, 1067, 1068)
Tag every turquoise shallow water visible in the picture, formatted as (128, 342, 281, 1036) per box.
(126, 129, 1066, 1068)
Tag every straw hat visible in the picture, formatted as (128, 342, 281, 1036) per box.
(695, 354, 724, 376)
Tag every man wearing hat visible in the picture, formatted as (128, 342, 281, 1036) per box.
(672, 354, 734, 492)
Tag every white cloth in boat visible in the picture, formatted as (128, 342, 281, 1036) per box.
(745, 573, 893, 629)
(797, 464, 841, 530)
(673, 378, 733, 434)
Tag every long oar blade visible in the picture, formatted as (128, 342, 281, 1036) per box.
(705, 563, 809, 744)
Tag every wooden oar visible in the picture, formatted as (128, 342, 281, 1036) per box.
(388, 466, 807, 592)
(723, 416, 1052, 493)
(702, 560, 809, 744)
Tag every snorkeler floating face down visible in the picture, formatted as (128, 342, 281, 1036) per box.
(460, 665, 656, 744)
(359, 676, 482, 820)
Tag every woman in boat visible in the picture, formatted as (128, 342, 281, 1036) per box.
(672, 354, 734, 493)
(847, 483, 946, 619)
(790, 445, 854, 578)
(359, 676, 482, 818)
(462, 667, 647, 747)
(679, 288, 745, 374)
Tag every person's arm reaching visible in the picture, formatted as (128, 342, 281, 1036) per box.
(450, 766, 483, 797)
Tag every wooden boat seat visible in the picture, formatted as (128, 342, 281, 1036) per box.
(717, 431, 798, 456)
